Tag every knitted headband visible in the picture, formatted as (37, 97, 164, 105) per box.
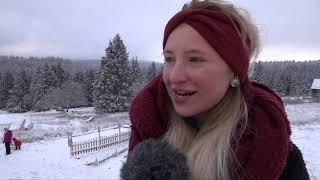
(163, 8, 250, 83)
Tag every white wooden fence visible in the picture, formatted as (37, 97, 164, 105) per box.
(68, 127, 130, 156)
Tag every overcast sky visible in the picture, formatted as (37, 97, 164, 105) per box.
(0, 0, 319, 62)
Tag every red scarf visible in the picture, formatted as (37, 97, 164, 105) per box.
(129, 75, 291, 180)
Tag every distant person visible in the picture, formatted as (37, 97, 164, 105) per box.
(127, 0, 309, 179)
(3, 128, 12, 155)
(13, 137, 22, 150)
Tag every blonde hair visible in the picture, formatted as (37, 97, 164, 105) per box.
(162, 0, 261, 179)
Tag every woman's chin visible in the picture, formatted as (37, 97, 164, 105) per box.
(174, 107, 196, 118)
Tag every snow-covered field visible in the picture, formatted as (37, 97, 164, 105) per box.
(0, 107, 129, 143)
(0, 103, 319, 179)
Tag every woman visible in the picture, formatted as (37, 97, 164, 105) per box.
(128, 0, 309, 179)
(3, 128, 12, 155)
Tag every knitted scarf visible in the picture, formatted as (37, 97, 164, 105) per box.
(129, 75, 291, 180)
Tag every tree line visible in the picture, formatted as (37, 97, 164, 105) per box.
(0, 34, 162, 113)
(2, 34, 318, 113)
(251, 60, 320, 96)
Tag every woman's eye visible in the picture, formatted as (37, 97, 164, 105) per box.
(164, 57, 174, 63)
(190, 57, 205, 63)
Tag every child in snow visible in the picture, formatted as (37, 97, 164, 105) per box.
(13, 137, 22, 150)
(3, 128, 12, 155)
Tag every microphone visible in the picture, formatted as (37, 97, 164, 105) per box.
(120, 139, 190, 180)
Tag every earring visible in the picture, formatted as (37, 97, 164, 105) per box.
(230, 77, 240, 87)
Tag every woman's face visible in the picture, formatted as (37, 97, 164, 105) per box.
(163, 23, 234, 118)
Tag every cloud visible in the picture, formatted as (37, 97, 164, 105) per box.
(231, 0, 320, 47)
(0, 0, 319, 61)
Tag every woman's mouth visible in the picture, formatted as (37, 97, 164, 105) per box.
(173, 90, 196, 102)
(175, 90, 196, 96)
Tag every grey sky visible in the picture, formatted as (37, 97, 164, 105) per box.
(0, 0, 319, 62)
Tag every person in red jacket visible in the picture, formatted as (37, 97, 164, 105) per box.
(12, 137, 22, 150)
(128, 0, 309, 179)
(3, 128, 12, 155)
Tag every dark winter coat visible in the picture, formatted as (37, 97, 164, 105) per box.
(279, 143, 310, 180)
(3, 130, 12, 143)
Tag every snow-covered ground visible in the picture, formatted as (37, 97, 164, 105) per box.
(0, 107, 129, 143)
(0, 103, 319, 179)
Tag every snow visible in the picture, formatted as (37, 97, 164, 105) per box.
(0, 137, 127, 179)
(311, 79, 320, 89)
(72, 127, 129, 142)
(0, 108, 129, 143)
(285, 103, 320, 125)
(292, 124, 320, 179)
(0, 104, 320, 179)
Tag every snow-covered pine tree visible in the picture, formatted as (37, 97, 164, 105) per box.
(26, 67, 49, 111)
(146, 61, 157, 81)
(0, 72, 14, 109)
(83, 70, 96, 106)
(24, 64, 58, 111)
(43, 63, 58, 89)
(6, 70, 31, 112)
(287, 64, 299, 96)
(130, 56, 143, 95)
(251, 60, 264, 83)
(12, 70, 31, 101)
(74, 72, 85, 84)
(51, 63, 68, 88)
(93, 34, 132, 113)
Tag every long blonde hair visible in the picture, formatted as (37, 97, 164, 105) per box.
(162, 0, 260, 179)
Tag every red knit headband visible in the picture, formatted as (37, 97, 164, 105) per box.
(163, 8, 250, 83)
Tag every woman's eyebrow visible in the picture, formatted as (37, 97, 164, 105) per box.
(162, 50, 174, 55)
(185, 49, 206, 55)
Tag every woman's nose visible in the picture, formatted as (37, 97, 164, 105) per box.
(169, 62, 188, 83)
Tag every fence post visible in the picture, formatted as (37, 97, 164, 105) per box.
(67, 132, 73, 157)
(98, 127, 101, 150)
(118, 122, 121, 142)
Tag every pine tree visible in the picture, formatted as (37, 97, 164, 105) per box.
(24, 65, 52, 111)
(52, 63, 68, 87)
(13, 70, 31, 100)
(130, 57, 143, 95)
(74, 72, 85, 84)
(83, 70, 96, 106)
(287, 64, 299, 96)
(146, 61, 157, 81)
(6, 70, 31, 112)
(43, 63, 58, 89)
(93, 34, 132, 113)
(251, 61, 264, 83)
(0, 72, 14, 109)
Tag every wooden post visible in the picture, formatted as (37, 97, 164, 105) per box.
(118, 122, 121, 142)
(98, 127, 101, 150)
(67, 132, 73, 157)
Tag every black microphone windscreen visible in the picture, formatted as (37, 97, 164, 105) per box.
(120, 139, 189, 180)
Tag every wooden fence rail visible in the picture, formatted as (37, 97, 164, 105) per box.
(68, 130, 130, 156)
